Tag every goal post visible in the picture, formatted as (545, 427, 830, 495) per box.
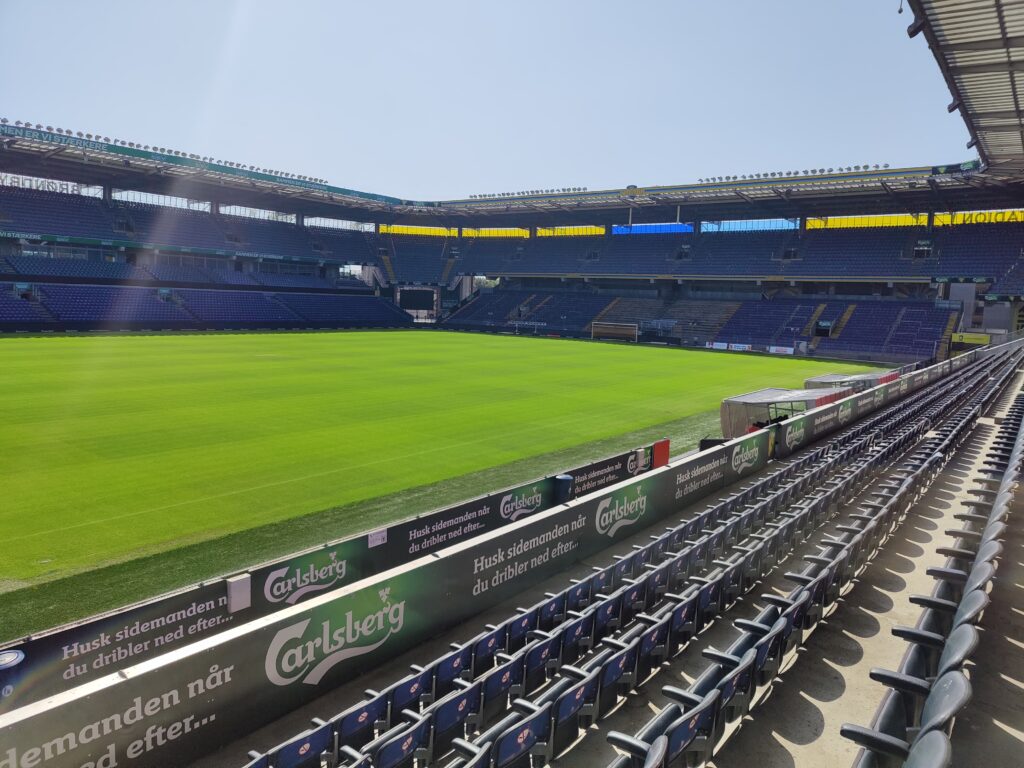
(591, 321, 639, 342)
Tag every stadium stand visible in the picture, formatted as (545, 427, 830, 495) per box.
(231, 345, 1022, 768)
(0, 186, 117, 239)
(840, 388, 1023, 767)
(144, 262, 217, 284)
(275, 292, 414, 327)
(2, 183, 1022, 358)
(40, 283, 194, 324)
(0, 284, 45, 322)
(175, 288, 300, 325)
(6, 253, 152, 281)
(0, 283, 411, 331)
(252, 271, 337, 290)
(386, 235, 449, 284)
(114, 201, 232, 251)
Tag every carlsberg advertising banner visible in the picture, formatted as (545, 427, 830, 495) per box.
(0, 443, 661, 714)
(0, 438, 752, 768)
(774, 368, 942, 458)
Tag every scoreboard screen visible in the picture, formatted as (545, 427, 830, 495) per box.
(400, 289, 435, 310)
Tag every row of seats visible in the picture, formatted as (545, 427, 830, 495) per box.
(0, 284, 412, 329)
(239, 352, 1014, 768)
(604, 349, 1019, 768)
(840, 384, 1023, 767)
(0, 254, 355, 291)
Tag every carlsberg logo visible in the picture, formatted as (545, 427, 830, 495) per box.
(266, 588, 406, 686)
(499, 486, 544, 521)
(264, 550, 349, 605)
(627, 450, 650, 476)
(838, 401, 853, 424)
(732, 439, 761, 473)
(784, 419, 806, 450)
(873, 388, 886, 408)
(596, 487, 648, 537)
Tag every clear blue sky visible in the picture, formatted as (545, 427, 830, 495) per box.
(0, 0, 972, 201)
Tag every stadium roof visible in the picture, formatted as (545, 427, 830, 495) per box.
(7, 0, 1024, 232)
(3, 126, 1019, 228)
(909, 0, 1024, 173)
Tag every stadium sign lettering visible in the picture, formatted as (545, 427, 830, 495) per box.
(873, 387, 886, 408)
(263, 550, 349, 605)
(265, 590, 406, 686)
(960, 210, 1024, 225)
(784, 419, 806, 450)
(838, 401, 853, 424)
(0, 173, 81, 195)
(595, 486, 649, 537)
(626, 450, 650, 476)
(0, 124, 106, 152)
(498, 487, 545, 521)
(731, 439, 761, 473)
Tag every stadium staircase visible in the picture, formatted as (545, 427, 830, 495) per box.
(812, 302, 857, 349)
(508, 294, 541, 322)
(440, 254, 457, 285)
(171, 292, 202, 322)
(881, 307, 908, 349)
(937, 311, 960, 360)
(802, 303, 827, 336)
(586, 297, 622, 332)
(990, 257, 1024, 295)
(26, 292, 57, 323)
(378, 244, 397, 285)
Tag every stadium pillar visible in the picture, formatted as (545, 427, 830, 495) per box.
(927, 211, 935, 230)
(102, 185, 112, 204)
(296, 213, 305, 227)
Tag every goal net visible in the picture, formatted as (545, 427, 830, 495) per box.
(591, 321, 639, 342)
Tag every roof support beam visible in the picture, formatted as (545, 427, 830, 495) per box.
(948, 60, 1024, 76)
(970, 108, 1024, 120)
(941, 35, 1024, 52)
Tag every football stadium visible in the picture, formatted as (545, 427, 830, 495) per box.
(1, 2, 1023, 768)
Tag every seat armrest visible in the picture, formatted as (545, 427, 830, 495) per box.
(734, 619, 772, 636)
(908, 594, 956, 612)
(891, 626, 945, 648)
(702, 648, 740, 667)
(868, 668, 931, 697)
(662, 685, 703, 708)
(605, 732, 650, 757)
(839, 725, 910, 759)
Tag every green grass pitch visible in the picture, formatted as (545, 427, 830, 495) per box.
(0, 330, 874, 602)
